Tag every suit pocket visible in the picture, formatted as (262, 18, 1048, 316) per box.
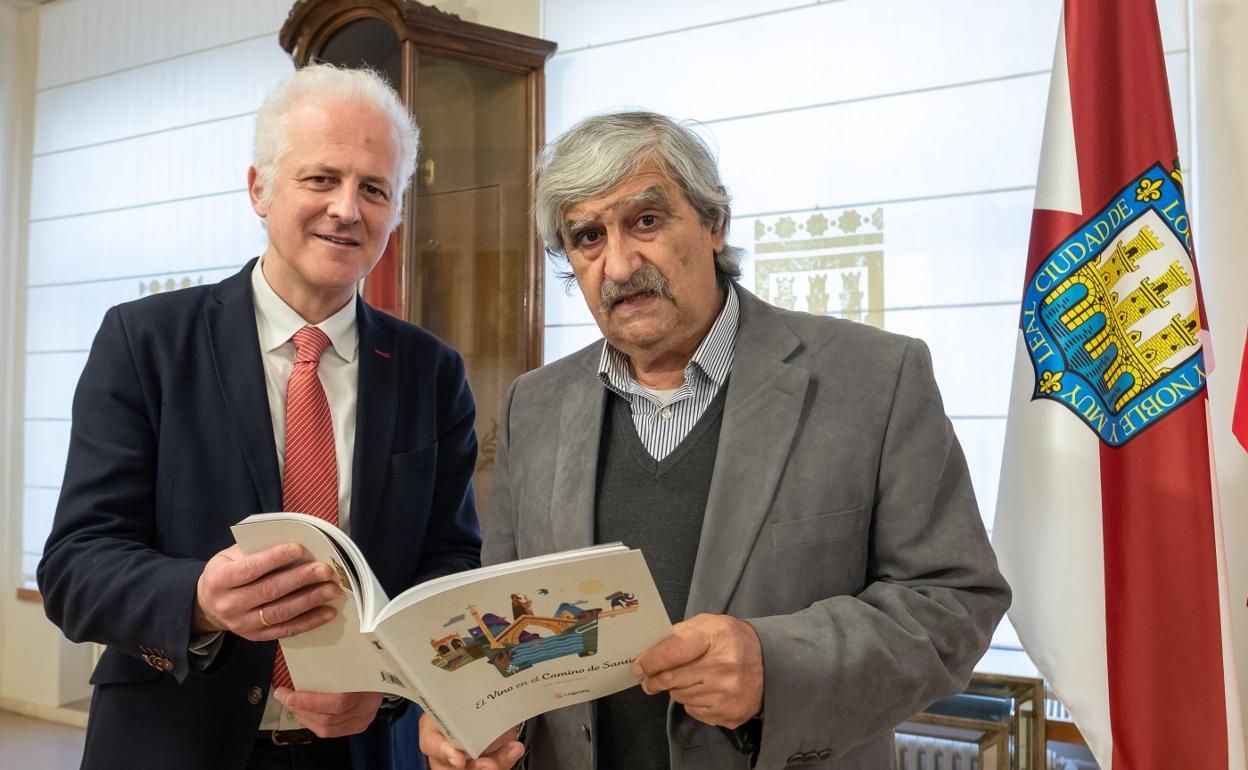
(90, 647, 162, 686)
(771, 507, 867, 550)
(390, 443, 437, 475)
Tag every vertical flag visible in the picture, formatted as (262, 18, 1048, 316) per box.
(993, 2, 1245, 769)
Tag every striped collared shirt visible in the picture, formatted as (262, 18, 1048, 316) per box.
(598, 286, 739, 461)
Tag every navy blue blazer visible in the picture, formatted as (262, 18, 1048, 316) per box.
(38, 259, 482, 770)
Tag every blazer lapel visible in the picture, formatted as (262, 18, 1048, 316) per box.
(203, 259, 282, 512)
(549, 349, 605, 552)
(685, 288, 811, 618)
(349, 301, 398, 549)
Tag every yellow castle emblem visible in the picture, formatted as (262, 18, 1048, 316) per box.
(1042, 223, 1198, 413)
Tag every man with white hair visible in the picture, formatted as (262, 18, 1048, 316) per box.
(39, 64, 482, 770)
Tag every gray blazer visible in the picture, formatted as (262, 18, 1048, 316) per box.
(483, 285, 1010, 770)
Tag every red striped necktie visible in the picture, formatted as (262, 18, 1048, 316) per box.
(272, 325, 338, 690)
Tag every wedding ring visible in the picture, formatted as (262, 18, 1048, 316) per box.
(258, 608, 272, 628)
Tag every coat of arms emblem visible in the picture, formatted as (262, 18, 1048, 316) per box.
(1022, 162, 1205, 446)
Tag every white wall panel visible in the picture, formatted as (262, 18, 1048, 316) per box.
(23, 420, 70, 489)
(30, 114, 253, 221)
(548, 0, 1062, 132)
(1165, 54, 1191, 170)
(21, 553, 39, 581)
(545, 0, 1187, 62)
(882, 304, 1019, 418)
(25, 267, 240, 353)
(734, 189, 1035, 313)
(547, 0, 1186, 135)
(873, 189, 1028, 309)
(23, 353, 87, 421)
(34, 36, 290, 155)
(951, 417, 1008, 532)
(28, 192, 265, 287)
(21, 487, 59, 559)
(36, 0, 292, 89)
(715, 74, 1048, 219)
(874, 190, 1031, 308)
(544, 0, 807, 53)
(543, 257, 593, 328)
(1156, 0, 1189, 52)
(543, 323, 602, 365)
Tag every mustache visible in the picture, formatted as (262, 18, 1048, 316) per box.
(599, 266, 672, 313)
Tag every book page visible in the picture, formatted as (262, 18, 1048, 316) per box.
(374, 549, 672, 757)
(231, 514, 413, 698)
(375, 543, 629, 626)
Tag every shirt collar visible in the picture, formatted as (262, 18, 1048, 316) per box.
(598, 283, 739, 394)
(251, 258, 358, 363)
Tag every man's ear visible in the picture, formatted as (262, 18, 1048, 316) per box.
(247, 166, 267, 217)
(710, 213, 727, 254)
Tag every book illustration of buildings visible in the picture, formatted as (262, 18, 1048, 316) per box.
(430, 590, 640, 678)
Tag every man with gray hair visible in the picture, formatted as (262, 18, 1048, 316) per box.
(420, 111, 1009, 770)
(39, 64, 482, 770)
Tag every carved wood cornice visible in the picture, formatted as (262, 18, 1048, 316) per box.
(281, 0, 556, 72)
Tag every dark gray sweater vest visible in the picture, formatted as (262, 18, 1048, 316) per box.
(594, 387, 727, 770)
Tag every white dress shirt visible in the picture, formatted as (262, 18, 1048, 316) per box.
(597, 286, 739, 460)
(251, 259, 358, 531)
(251, 258, 359, 730)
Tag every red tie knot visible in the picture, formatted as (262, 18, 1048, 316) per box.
(292, 326, 332, 364)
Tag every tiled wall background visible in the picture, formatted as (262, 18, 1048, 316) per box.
(20, 0, 294, 578)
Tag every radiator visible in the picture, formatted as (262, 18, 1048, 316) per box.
(895, 733, 1100, 770)
(895, 734, 980, 770)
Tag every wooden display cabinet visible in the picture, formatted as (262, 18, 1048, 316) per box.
(280, 1, 556, 525)
(897, 673, 1048, 770)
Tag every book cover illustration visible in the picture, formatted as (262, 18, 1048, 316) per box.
(371, 550, 670, 754)
(430, 585, 641, 678)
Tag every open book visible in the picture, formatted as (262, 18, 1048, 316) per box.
(231, 512, 672, 757)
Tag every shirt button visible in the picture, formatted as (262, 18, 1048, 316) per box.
(581, 723, 591, 742)
(247, 686, 263, 705)
(660, 408, 673, 420)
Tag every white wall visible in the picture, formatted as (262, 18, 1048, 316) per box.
(0, 1, 94, 713)
(0, 0, 23, 709)
(437, 0, 541, 38)
(19, 0, 296, 585)
(5, 0, 295, 711)
(1191, 0, 1248, 744)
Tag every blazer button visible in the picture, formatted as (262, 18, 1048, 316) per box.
(581, 723, 591, 742)
(786, 752, 804, 765)
(247, 686, 263, 705)
(817, 748, 832, 760)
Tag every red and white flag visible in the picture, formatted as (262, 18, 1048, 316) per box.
(993, 1, 1245, 768)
